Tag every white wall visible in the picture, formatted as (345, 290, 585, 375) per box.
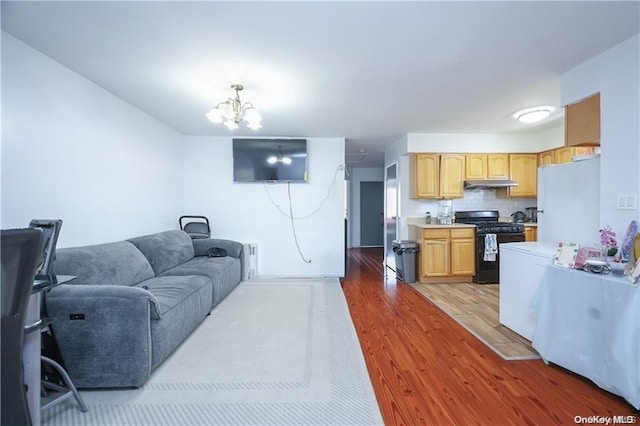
(347, 167, 384, 248)
(406, 131, 555, 153)
(182, 136, 345, 277)
(535, 125, 565, 152)
(561, 34, 640, 237)
(1, 33, 184, 247)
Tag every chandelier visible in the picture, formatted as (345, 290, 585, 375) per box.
(205, 84, 262, 130)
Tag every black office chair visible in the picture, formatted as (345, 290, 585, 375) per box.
(27, 219, 88, 415)
(179, 215, 211, 239)
(1, 228, 43, 426)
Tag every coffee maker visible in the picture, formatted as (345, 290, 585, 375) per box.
(525, 207, 537, 223)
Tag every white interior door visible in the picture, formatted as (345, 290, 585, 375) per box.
(385, 163, 398, 272)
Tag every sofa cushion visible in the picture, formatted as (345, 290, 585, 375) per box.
(134, 275, 213, 370)
(128, 230, 195, 275)
(134, 275, 212, 318)
(53, 241, 155, 286)
(160, 256, 241, 305)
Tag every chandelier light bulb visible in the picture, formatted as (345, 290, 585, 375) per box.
(224, 119, 239, 130)
(267, 156, 278, 164)
(244, 107, 261, 122)
(205, 83, 262, 131)
(281, 156, 292, 165)
(205, 108, 223, 123)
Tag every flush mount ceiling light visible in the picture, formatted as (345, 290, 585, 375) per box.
(205, 84, 262, 130)
(515, 107, 554, 124)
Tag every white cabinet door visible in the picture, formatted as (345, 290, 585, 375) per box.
(499, 246, 552, 341)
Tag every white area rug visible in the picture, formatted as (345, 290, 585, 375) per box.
(42, 278, 383, 426)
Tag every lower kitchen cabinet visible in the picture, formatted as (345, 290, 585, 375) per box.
(524, 226, 537, 242)
(409, 226, 475, 283)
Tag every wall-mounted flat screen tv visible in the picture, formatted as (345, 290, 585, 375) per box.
(233, 138, 308, 182)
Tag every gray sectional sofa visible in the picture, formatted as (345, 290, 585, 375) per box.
(47, 230, 243, 388)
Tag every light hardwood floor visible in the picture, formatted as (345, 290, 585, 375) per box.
(412, 282, 539, 359)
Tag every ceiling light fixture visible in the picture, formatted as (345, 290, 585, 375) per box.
(515, 107, 553, 124)
(205, 84, 262, 130)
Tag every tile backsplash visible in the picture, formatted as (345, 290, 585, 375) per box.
(406, 188, 537, 221)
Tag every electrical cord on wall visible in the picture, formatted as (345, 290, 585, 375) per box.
(263, 163, 345, 219)
(287, 182, 311, 263)
(262, 162, 346, 264)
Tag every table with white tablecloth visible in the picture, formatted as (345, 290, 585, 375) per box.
(532, 265, 640, 409)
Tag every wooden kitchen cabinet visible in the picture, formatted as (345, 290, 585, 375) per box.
(486, 154, 509, 179)
(410, 227, 475, 283)
(465, 154, 486, 180)
(574, 146, 598, 156)
(439, 155, 465, 198)
(411, 154, 465, 199)
(411, 154, 439, 198)
(497, 154, 538, 198)
(450, 228, 476, 275)
(539, 146, 598, 167)
(422, 230, 450, 277)
(465, 154, 509, 180)
(554, 147, 574, 164)
(565, 92, 600, 147)
(524, 226, 537, 242)
(538, 150, 555, 166)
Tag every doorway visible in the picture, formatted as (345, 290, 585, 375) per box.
(384, 163, 398, 273)
(359, 182, 384, 246)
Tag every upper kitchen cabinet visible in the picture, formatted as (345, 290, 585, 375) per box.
(465, 154, 486, 180)
(465, 154, 509, 180)
(411, 154, 439, 198)
(554, 147, 574, 164)
(538, 150, 555, 166)
(411, 154, 465, 199)
(486, 154, 509, 179)
(565, 92, 601, 147)
(439, 155, 465, 198)
(539, 147, 598, 166)
(496, 154, 538, 198)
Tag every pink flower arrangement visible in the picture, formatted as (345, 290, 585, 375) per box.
(599, 226, 618, 256)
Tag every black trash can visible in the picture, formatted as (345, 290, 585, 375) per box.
(392, 240, 419, 283)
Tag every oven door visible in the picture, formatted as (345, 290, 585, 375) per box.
(474, 232, 525, 284)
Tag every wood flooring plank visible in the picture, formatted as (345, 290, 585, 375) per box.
(341, 248, 634, 425)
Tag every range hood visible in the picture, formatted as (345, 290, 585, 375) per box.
(464, 179, 518, 189)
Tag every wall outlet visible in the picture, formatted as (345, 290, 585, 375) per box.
(617, 193, 638, 210)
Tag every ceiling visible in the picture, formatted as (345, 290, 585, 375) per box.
(2, 1, 639, 167)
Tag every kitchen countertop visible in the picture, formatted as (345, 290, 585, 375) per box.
(408, 223, 476, 229)
(522, 222, 538, 227)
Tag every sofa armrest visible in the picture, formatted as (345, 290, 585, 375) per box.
(192, 238, 244, 259)
(45, 284, 158, 388)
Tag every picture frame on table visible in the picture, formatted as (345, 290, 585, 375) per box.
(554, 242, 579, 268)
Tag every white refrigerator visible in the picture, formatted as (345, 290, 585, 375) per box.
(537, 156, 600, 247)
(500, 156, 601, 341)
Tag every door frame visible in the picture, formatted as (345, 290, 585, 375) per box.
(384, 162, 399, 274)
